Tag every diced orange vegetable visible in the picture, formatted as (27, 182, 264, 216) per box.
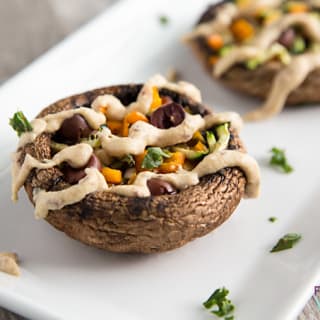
(193, 141, 208, 152)
(193, 131, 205, 143)
(107, 120, 123, 135)
(236, 0, 251, 8)
(125, 111, 149, 124)
(122, 124, 129, 137)
(230, 18, 254, 42)
(287, 2, 309, 13)
(207, 34, 224, 51)
(134, 151, 147, 172)
(157, 163, 180, 174)
(122, 111, 149, 137)
(157, 152, 185, 173)
(168, 152, 185, 165)
(208, 55, 219, 66)
(102, 167, 122, 184)
(149, 87, 163, 112)
(99, 106, 108, 114)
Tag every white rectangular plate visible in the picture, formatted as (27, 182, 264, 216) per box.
(1, 0, 320, 319)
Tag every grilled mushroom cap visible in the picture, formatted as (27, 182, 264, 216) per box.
(189, 1, 320, 106)
(20, 84, 246, 253)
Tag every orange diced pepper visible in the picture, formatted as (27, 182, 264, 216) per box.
(193, 141, 207, 152)
(149, 87, 163, 112)
(102, 167, 122, 184)
(207, 34, 224, 51)
(193, 131, 205, 143)
(107, 120, 123, 135)
(134, 151, 147, 172)
(122, 111, 149, 137)
(168, 152, 185, 165)
(125, 111, 149, 124)
(99, 106, 108, 114)
(288, 2, 309, 13)
(208, 55, 219, 66)
(157, 152, 185, 173)
(157, 163, 180, 174)
(230, 18, 254, 42)
(236, 0, 252, 8)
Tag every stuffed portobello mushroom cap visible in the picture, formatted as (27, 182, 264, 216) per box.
(21, 84, 246, 253)
(190, 0, 320, 106)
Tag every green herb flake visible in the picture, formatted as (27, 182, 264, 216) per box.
(268, 217, 277, 223)
(270, 147, 293, 173)
(9, 111, 33, 136)
(203, 287, 235, 319)
(141, 147, 171, 169)
(159, 15, 169, 26)
(270, 233, 302, 253)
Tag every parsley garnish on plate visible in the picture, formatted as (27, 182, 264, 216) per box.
(269, 147, 293, 173)
(270, 233, 301, 253)
(203, 287, 235, 319)
(268, 217, 277, 223)
(159, 15, 169, 26)
(9, 111, 32, 136)
(141, 147, 171, 169)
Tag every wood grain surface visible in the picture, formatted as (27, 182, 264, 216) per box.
(0, 0, 319, 319)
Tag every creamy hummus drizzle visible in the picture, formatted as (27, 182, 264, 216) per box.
(184, 3, 238, 40)
(12, 75, 260, 219)
(33, 168, 107, 219)
(214, 13, 320, 77)
(18, 107, 106, 147)
(12, 144, 93, 201)
(91, 74, 201, 121)
(110, 150, 260, 198)
(97, 112, 242, 158)
(244, 52, 320, 120)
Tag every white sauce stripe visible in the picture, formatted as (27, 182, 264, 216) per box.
(91, 74, 202, 121)
(18, 107, 106, 147)
(33, 168, 107, 219)
(244, 52, 320, 121)
(12, 144, 93, 201)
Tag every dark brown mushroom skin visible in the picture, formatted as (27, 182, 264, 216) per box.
(189, 0, 320, 106)
(21, 84, 246, 253)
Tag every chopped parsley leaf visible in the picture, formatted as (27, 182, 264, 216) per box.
(270, 147, 293, 173)
(9, 111, 32, 136)
(270, 233, 301, 253)
(141, 147, 171, 169)
(203, 287, 235, 319)
(159, 15, 169, 25)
